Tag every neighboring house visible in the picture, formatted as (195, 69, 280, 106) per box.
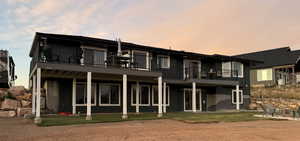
(29, 32, 256, 122)
(0, 50, 16, 88)
(235, 47, 300, 87)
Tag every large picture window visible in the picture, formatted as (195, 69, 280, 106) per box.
(152, 86, 170, 106)
(99, 84, 120, 106)
(257, 68, 273, 81)
(133, 51, 149, 70)
(76, 82, 96, 106)
(232, 89, 243, 104)
(131, 85, 150, 106)
(157, 55, 170, 69)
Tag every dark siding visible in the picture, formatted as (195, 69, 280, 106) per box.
(58, 79, 72, 112)
(151, 53, 184, 80)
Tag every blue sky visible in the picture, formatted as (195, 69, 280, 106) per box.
(1, 0, 300, 87)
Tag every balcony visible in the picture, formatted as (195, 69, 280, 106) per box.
(184, 67, 240, 80)
(30, 53, 161, 78)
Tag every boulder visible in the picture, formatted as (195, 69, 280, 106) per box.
(1, 98, 20, 110)
(0, 88, 8, 98)
(17, 108, 32, 117)
(0, 110, 16, 117)
(16, 93, 32, 101)
(7, 86, 26, 97)
(21, 100, 31, 108)
(248, 103, 257, 110)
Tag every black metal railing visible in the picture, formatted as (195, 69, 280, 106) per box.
(32, 53, 154, 72)
(184, 67, 240, 80)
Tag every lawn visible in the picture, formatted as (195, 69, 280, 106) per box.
(38, 112, 263, 127)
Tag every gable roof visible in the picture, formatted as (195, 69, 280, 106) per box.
(235, 47, 300, 69)
(29, 32, 259, 63)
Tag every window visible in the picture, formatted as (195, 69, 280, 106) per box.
(131, 85, 150, 106)
(232, 89, 243, 104)
(257, 68, 273, 81)
(157, 55, 170, 69)
(76, 83, 96, 106)
(99, 84, 120, 106)
(183, 60, 201, 79)
(232, 62, 244, 78)
(152, 86, 170, 106)
(222, 61, 243, 78)
(222, 62, 231, 77)
(133, 51, 149, 70)
(93, 50, 106, 65)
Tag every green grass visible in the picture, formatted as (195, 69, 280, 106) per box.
(38, 112, 263, 127)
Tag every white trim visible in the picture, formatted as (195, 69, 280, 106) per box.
(132, 50, 150, 71)
(232, 89, 243, 104)
(122, 74, 128, 118)
(131, 84, 151, 106)
(157, 55, 170, 69)
(32, 75, 36, 114)
(99, 83, 121, 106)
(183, 88, 202, 112)
(152, 85, 170, 106)
(75, 82, 97, 106)
(72, 78, 76, 114)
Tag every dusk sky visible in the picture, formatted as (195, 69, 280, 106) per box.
(1, 0, 300, 87)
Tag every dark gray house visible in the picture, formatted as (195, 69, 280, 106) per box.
(0, 50, 16, 88)
(236, 47, 300, 87)
(29, 32, 256, 123)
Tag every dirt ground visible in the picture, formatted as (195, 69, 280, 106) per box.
(1, 118, 300, 141)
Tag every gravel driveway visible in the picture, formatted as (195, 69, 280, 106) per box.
(0, 118, 299, 141)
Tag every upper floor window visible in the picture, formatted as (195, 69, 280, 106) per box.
(94, 50, 106, 66)
(222, 61, 243, 78)
(157, 55, 170, 69)
(184, 60, 201, 79)
(132, 50, 149, 70)
(232, 62, 243, 78)
(257, 68, 272, 81)
(83, 46, 107, 66)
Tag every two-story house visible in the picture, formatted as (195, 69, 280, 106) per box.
(0, 50, 16, 88)
(29, 32, 257, 123)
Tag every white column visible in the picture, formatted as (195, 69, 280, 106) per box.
(163, 82, 167, 113)
(32, 75, 36, 114)
(122, 74, 128, 119)
(157, 76, 163, 117)
(86, 72, 92, 120)
(192, 82, 196, 113)
(72, 78, 77, 115)
(34, 68, 41, 124)
(236, 85, 240, 110)
(136, 81, 140, 114)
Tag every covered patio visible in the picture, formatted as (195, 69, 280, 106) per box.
(29, 62, 169, 123)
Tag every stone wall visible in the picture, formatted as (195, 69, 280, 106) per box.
(250, 85, 300, 110)
(0, 86, 33, 117)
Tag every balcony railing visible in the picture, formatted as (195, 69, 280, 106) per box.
(184, 67, 240, 80)
(31, 53, 154, 72)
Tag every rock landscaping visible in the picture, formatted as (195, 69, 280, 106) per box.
(0, 86, 32, 118)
